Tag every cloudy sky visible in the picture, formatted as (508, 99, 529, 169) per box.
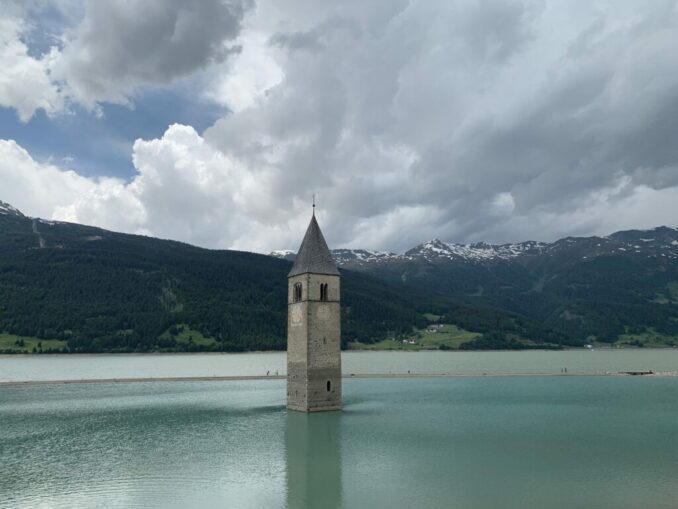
(1, 0, 678, 253)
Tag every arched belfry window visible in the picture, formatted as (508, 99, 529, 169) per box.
(320, 283, 328, 301)
(293, 283, 302, 302)
(326, 380, 331, 392)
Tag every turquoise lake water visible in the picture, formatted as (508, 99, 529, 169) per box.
(1, 374, 678, 508)
(1, 349, 678, 382)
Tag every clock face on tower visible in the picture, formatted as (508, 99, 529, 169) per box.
(316, 304, 330, 322)
(290, 305, 302, 326)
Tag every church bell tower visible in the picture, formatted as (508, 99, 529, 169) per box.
(287, 211, 341, 412)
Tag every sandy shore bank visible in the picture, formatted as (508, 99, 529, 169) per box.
(1, 371, 676, 386)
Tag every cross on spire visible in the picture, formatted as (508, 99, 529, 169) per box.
(312, 193, 316, 216)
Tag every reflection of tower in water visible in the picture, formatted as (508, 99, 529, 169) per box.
(285, 411, 342, 508)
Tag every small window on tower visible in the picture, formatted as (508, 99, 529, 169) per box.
(320, 283, 328, 301)
(293, 283, 302, 302)
(327, 380, 331, 392)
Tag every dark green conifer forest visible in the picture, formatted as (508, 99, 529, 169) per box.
(2, 205, 675, 353)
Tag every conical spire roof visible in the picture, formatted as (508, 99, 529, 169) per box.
(288, 215, 339, 277)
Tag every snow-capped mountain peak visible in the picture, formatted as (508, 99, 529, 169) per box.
(268, 249, 297, 261)
(332, 248, 399, 265)
(270, 226, 678, 266)
(405, 239, 548, 262)
(0, 201, 24, 217)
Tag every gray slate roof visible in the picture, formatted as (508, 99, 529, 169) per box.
(288, 215, 340, 277)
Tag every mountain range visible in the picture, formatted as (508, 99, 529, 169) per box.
(3, 200, 557, 353)
(273, 229, 678, 266)
(272, 226, 678, 346)
(1, 198, 676, 353)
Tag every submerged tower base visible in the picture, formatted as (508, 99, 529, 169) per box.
(287, 365, 342, 412)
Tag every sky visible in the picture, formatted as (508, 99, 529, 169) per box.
(1, 0, 678, 254)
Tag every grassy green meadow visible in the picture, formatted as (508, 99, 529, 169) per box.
(349, 324, 481, 351)
(0, 333, 67, 353)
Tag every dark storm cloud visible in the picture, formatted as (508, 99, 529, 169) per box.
(416, 2, 678, 243)
(270, 17, 362, 52)
(4, 0, 678, 252)
(54, 0, 253, 107)
(205, 0, 678, 251)
(204, 0, 549, 248)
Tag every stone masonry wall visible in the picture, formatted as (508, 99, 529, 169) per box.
(287, 273, 341, 412)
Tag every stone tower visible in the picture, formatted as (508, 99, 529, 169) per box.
(287, 213, 341, 412)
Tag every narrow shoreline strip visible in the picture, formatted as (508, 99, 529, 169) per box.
(1, 371, 675, 387)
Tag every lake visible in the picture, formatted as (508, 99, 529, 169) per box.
(1, 349, 678, 382)
(1, 351, 678, 508)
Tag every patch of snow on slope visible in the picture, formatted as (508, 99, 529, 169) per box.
(407, 239, 548, 262)
(332, 249, 399, 264)
(270, 250, 295, 257)
(0, 201, 23, 216)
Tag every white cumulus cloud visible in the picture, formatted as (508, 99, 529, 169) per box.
(0, 14, 63, 121)
(1, 127, 315, 251)
(0, 0, 254, 119)
(3, 0, 678, 252)
(4, 128, 678, 254)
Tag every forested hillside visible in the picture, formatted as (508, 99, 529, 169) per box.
(279, 229, 678, 346)
(1, 201, 565, 353)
